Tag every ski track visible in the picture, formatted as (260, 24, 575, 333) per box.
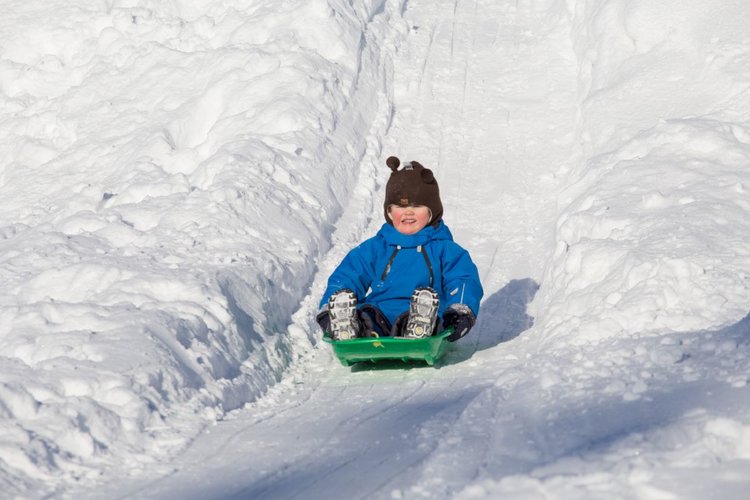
(76, 0, 580, 498)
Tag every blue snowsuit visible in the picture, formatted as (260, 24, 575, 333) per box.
(320, 221, 483, 333)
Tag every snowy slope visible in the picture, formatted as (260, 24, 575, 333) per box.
(1, 0, 397, 494)
(2, 0, 750, 498)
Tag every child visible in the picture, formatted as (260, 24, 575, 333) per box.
(317, 156, 483, 342)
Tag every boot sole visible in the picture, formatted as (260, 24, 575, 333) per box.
(404, 288, 439, 338)
(328, 289, 358, 340)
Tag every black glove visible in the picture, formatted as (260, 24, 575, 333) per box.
(442, 304, 476, 342)
(316, 306, 331, 334)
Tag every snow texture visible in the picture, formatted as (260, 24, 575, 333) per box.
(1, 0, 394, 493)
(1, 0, 750, 498)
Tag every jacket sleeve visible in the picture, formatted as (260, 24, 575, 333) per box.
(319, 239, 377, 309)
(440, 242, 483, 318)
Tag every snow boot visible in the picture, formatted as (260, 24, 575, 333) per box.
(403, 287, 439, 339)
(328, 289, 361, 341)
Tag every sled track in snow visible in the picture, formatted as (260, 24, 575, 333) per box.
(78, 0, 581, 498)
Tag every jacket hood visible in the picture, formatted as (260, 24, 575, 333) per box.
(376, 220, 453, 248)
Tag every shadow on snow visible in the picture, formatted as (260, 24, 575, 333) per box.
(445, 277, 539, 365)
(347, 278, 539, 371)
(481, 310, 750, 480)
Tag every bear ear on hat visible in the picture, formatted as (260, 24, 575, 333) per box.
(420, 168, 434, 183)
(386, 156, 400, 172)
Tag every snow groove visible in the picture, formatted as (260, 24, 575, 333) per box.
(0, 0, 405, 495)
(86, 0, 580, 498)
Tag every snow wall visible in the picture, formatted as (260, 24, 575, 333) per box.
(0, 0, 403, 489)
(532, 0, 750, 346)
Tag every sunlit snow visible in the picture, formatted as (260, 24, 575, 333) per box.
(1, 0, 749, 498)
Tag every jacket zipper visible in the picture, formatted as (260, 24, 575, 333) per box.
(417, 245, 435, 288)
(380, 245, 401, 281)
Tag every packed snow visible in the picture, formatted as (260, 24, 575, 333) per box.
(1, 0, 749, 498)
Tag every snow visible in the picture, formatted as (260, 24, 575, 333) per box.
(1, 0, 749, 498)
(534, 0, 750, 347)
(1, 0, 394, 493)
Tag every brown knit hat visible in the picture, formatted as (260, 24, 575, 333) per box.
(384, 156, 443, 226)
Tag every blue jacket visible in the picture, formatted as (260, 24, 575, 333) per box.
(320, 221, 483, 325)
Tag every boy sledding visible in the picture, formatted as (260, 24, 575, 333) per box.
(317, 156, 483, 366)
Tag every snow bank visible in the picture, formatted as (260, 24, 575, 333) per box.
(454, 311, 750, 500)
(0, 0, 400, 492)
(534, 0, 750, 345)
(450, 3, 750, 498)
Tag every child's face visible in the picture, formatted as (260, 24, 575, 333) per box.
(388, 205, 432, 235)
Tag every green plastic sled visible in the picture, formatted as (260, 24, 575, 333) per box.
(323, 328, 454, 367)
